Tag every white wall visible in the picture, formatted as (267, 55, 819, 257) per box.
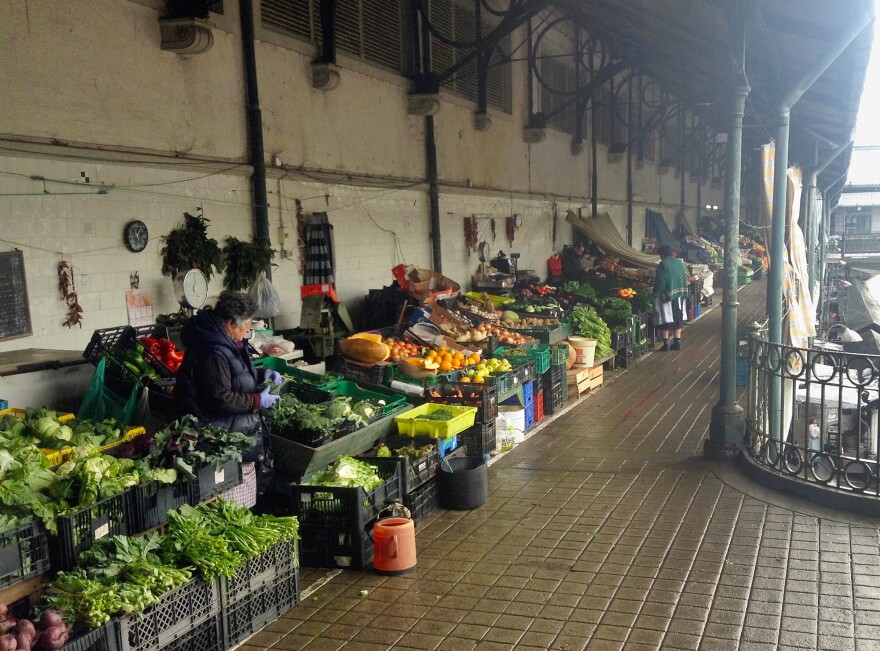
(0, 0, 721, 360)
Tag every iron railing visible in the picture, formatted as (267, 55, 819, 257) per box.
(745, 337, 880, 494)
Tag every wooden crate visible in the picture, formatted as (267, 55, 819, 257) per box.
(567, 365, 603, 398)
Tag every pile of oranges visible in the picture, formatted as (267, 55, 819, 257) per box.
(423, 345, 481, 373)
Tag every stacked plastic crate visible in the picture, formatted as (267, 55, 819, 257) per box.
(543, 344, 569, 415)
(436, 380, 499, 458)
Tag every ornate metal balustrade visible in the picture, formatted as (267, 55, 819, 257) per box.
(746, 337, 880, 495)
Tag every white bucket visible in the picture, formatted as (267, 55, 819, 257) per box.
(568, 337, 597, 368)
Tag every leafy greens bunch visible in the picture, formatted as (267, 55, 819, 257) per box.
(570, 306, 613, 357)
(161, 501, 299, 580)
(142, 415, 256, 479)
(45, 533, 193, 630)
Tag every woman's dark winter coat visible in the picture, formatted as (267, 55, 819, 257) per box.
(173, 309, 266, 462)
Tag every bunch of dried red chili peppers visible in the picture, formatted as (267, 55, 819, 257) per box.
(58, 260, 84, 328)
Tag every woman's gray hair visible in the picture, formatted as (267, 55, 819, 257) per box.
(214, 291, 256, 325)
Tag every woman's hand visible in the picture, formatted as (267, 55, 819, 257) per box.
(259, 386, 280, 409)
(265, 370, 284, 386)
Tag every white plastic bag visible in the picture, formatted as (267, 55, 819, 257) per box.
(248, 273, 282, 318)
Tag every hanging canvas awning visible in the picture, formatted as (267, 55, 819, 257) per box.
(566, 212, 660, 269)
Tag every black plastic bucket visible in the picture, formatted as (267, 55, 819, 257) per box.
(438, 456, 488, 510)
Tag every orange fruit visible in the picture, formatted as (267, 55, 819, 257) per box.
(472, 375, 485, 383)
(467, 354, 480, 365)
(453, 352, 465, 361)
(459, 376, 471, 383)
(439, 360, 453, 372)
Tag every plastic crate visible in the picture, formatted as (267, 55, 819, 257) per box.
(512, 358, 538, 389)
(49, 490, 130, 572)
(116, 578, 220, 651)
(496, 345, 551, 375)
(544, 379, 566, 415)
(512, 321, 573, 344)
(403, 478, 439, 525)
(736, 338, 750, 358)
(427, 381, 498, 424)
(482, 369, 513, 395)
(187, 460, 243, 504)
(64, 622, 119, 651)
(612, 330, 630, 350)
(221, 567, 299, 648)
(293, 457, 401, 568)
(393, 404, 477, 438)
(458, 421, 496, 457)
(335, 380, 408, 416)
(542, 363, 564, 388)
(85, 325, 175, 379)
(127, 480, 192, 534)
(159, 615, 223, 651)
(221, 539, 298, 601)
(549, 342, 569, 366)
(534, 389, 544, 423)
(525, 398, 535, 431)
(0, 521, 50, 590)
(293, 457, 401, 531)
(326, 354, 390, 386)
(362, 446, 439, 496)
(388, 365, 461, 389)
(253, 357, 341, 390)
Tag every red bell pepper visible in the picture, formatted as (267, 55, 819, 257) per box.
(166, 350, 184, 365)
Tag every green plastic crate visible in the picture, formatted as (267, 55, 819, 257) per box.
(253, 357, 341, 390)
(388, 365, 462, 388)
(393, 403, 477, 438)
(496, 345, 551, 375)
(334, 380, 407, 416)
(549, 342, 569, 366)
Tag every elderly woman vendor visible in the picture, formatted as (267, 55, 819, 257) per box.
(173, 290, 283, 507)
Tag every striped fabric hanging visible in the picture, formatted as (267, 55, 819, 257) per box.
(303, 212, 335, 285)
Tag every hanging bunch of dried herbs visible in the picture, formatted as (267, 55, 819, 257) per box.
(160, 210, 225, 280)
(222, 236, 275, 291)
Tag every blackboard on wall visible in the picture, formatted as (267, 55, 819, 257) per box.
(0, 251, 32, 341)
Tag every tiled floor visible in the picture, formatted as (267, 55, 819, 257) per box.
(249, 279, 880, 650)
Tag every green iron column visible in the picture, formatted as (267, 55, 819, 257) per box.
(705, 83, 750, 460)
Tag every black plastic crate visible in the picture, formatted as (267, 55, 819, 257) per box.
(127, 481, 192, 534)
(64, 622, 119, 651)
(221, 568, 300, 648)
(291, 457, 401, 529)
(49, 490, 130, 572)
(612, 330, 630, 350)
(544, 379, 566, 415)
(292, 458, 400, 569)
(220, 539, 298, 601)
(0, 521, 50, 590)
(459, 421, 496, 457)
(116, 577, 220, 651)
(325, 354, 388, 386)
(187, 460, 242, 505)
(428, 382, 498, 424)
(542, 367, 562, 392)
(85, 325, 175, 380)
(360, 447, 438, 496)
(158, 615, 223, 651)
(297, 522, 373, 569)
(403, 477, 439, 525)
(512, 358, 538, 388)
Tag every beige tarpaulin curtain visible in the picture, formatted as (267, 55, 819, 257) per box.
(566, 212, 661, 269)
(761, 142, 775, 251)
(785, 167, 816, 348)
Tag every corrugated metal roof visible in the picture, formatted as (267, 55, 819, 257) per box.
(556, 0, 874, 209)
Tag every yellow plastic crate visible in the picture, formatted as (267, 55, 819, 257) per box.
(0, 407, 74, 422)
(50, 426, 147, 465)
(393, 403, 477, 438)
(462, 292, 515, 308)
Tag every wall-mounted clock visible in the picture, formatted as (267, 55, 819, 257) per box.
(123, 220, 149, 253)
(173, 269, 209, 309)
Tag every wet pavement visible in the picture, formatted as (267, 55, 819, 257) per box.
(244, 279, 880, 651)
